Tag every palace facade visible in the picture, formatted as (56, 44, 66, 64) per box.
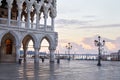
(0, 0, 58, 63)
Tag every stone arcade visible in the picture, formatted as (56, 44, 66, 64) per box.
(0, 0, 58, 63)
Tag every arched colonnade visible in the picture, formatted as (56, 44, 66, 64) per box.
(0, 30, 58, 63)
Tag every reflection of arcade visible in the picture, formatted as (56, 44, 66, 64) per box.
(5, 39, 12, 55)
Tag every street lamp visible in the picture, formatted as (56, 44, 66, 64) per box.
(94, 36, 105, 66)
(66, 43, 72, 61)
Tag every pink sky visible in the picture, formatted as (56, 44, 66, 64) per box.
(54, 0, 120, 54)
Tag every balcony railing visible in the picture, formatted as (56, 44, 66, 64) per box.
(0, 18, 53, 32)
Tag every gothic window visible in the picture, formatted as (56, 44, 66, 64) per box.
(1, 0, 7, 8)
(5, 39, 12, 55)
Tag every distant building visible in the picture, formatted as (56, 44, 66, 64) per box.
(110, 50, 120, 61)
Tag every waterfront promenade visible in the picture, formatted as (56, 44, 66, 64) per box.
(0, 59, 120, 80)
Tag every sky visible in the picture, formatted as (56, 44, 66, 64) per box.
(54, 0, 120, 54)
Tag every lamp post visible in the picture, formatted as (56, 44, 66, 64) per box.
(66, 43, 72, 61)
(94, 36, 105, 66)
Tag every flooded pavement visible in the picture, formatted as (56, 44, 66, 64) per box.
(0, 60, 120, 80)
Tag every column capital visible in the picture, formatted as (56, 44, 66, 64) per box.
(50, 7, 57, 18)
(49, 46, 56, 51)
(6, 0, 13, 8)
(17, 0, 25, 10)
(34, 0, 44, 14)
(43, 2, 51, 18)
(25, 0, 34, 12)
(53, 0, 57, 8)
(16, 45, 21, 49)
(34, 44, 40, 50)
(0, 0, 2, 6)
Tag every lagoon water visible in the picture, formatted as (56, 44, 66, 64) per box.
(0, 59, 120, 80)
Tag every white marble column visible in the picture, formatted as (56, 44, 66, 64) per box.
(49, 47, 56, 62)
(44, 16, 47, 31)
(25, 0, 34, 29)
(16, 45, 21, 63)
(34, 47, 39, 63)
(34, 0, 44, 29)
(23, 47, 28, 62)
(17, 0, 25, 28)
(6, 0, 13, 27)
(0, 0, 2, 6)
(17, 9, 22, 28)
(50, 7, 57, 31)
(43, 1, 51, 31)
(27, 10, 31, 29)
(51, 18, 54, 31)
(36, 12, 39, 29)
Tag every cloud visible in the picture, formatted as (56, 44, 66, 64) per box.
(82, 36, 120, 52)
(82, 15, 96, 18)
(94, 24, 120, 28)
(55, 18, 93, 26)
(57, 35, 120, 54)
(55, 18, 120, 29)
(57, 39, 85, 54)
(76, 24, 120, 29)
(108, 37, 120, 52)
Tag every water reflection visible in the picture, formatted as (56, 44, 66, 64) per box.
(0, 60, 120, 80)
(49, 63, 55, 80)
(34, 63, 40, 80)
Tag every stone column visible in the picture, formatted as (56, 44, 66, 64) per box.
(6, 0, 13, 26)
(34, 42, 40, 63)
(27, 9, 31, 29)
(17, 9, 22, 28)
(0, 0, 2, 6)
(16, 45, 21, 63)
(34, 47, 39, 63)
(43, 2, 50, 31)
(36, 12, 40, 29)
(17, 0, 25, 28)
(44, 16, 47, 31)
(51, 18, 54, 31)
(50, 9, 57, 31)
(50, 0, 57, 31)
(34, 0, 44, 29)
(25, 0, 34, 29)
(49, 47, 56, 62)
(23, 46, 28, 62)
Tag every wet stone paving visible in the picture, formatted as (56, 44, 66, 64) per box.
(0, 59, 120, 80)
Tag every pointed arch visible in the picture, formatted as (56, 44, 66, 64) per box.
(0, 31, 17, 62)
(39, 34, 54, 49)
(0, 31, 19, 46)
(21, 33, 38, 49)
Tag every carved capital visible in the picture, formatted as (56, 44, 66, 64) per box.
(17, 0, 25, 10)
(50, 7, 57, 18)
(49, 46, 56, 51)
(25, 0, 34, 11)
(34, 44, 40, 50)
(16, 45, 21, 49)
(43, 2, 51, 18)
(52, 0, 57, 8)
(0, 0, 2, 6)
(34, 0, 44, 14)
(6, 0, 14, 8)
